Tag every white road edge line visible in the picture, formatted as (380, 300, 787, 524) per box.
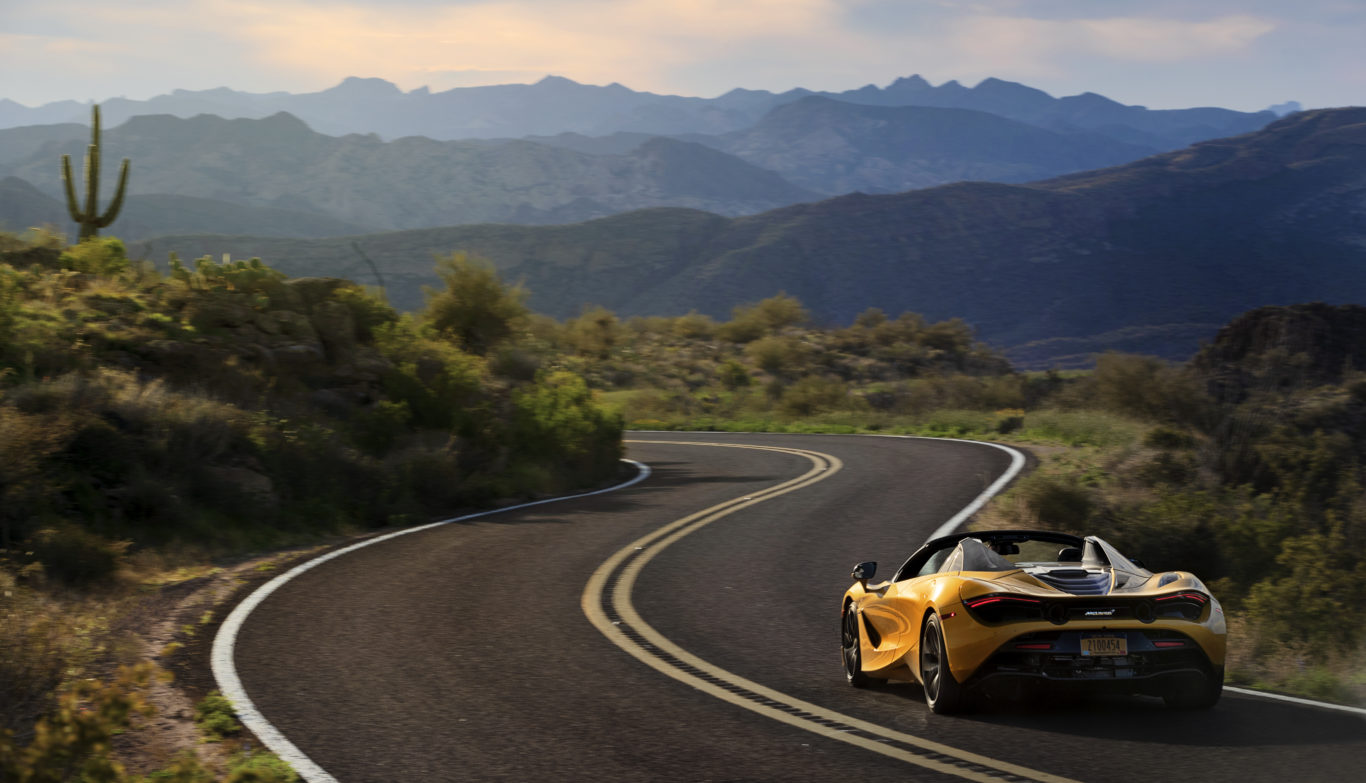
(210, 461, 653, 783)
(1224, 686, 1366, 716)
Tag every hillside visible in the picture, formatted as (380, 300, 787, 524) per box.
(1191, 303, 1366, 401)
(0, 176, 367, 240)
(0, 99, 1165, 235)
(2, 112, 818, 233)
(0, 237, 623, 561)
(863, 76, 1278, 149)
(130, 108, 1366, 367)
(694, 97, 1156, 194)
(1, 74, 1274, 151)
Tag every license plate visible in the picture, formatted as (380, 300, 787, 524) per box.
(1081, 635, 1127, 656)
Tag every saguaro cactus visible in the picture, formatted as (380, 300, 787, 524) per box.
(61, 104, 130, 241)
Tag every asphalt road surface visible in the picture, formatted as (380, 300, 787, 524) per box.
(224, 432, 1365, 782)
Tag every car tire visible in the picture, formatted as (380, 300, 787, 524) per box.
(920, 613, 966, 714)
(842, 603, 873, 688)
(1164, 666, 1223, 710)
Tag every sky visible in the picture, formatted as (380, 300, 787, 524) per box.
(1, 0, 1362, 112)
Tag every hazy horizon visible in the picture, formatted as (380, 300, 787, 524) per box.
(0, 71, 1315, 115)
(3, 1, 1363, 113)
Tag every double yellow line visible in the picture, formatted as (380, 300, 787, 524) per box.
(582, 440, 1081, 783)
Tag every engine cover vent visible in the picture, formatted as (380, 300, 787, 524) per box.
(1033, 568, 1111, 596)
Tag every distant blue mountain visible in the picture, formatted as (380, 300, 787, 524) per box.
(1, 74, 1276, 151)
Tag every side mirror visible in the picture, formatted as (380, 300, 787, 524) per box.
(851, 561, 877, 582)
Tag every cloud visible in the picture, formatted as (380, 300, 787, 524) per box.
(948, 14, 1276, 76)
(0, 32, 133, 87)
(180, 0, 846, 94)
(0, 0, 1341, 111)
(409, 69, 549, 90)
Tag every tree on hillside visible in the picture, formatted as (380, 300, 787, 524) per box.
(564, 306, 621, 359)
(717, 293, 810, 342)
(423, 252, 528, 355)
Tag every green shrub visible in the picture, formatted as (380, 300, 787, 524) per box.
(1016, 473, 1093, 530)
(916, 408, 997, 438)
(715, 317, 765, 343)
(376, 321, 490, 432)
(330, 284, 397, 339)
(1144, 426, 1196, 449)
(853, 307, 888, 329)
(1062, 352, 1212, 425)
(564, 306, 621, 359)
(0, 573, 73, 737)
(350, 400, 411, 457)
(717, 359, 750, 390)
(746, 336, 810, 378)
(778, 376, 850, 417)
(422, 252, 527, 355)
(28, 524, 129, 587)
(745, 292, 808, 331)
(0, 265, 19, 343)
(1095, 490, 1219, 575)
(1281, 667, 1355, 704)
(511, 371, 621, 484)
(1132, 451, 1198, 486)
(0, 664, 154, 783)
(1019, 410, 1144, 447)
(194, 690, 241, 741)
(671, 311, 715, 339)
(995, 409, 1025, 434)
(919, 318, 973, 353)
(225, 750, 299, 783)
(144, 752, 217, 782)
(59, 237, 129, 276)
(1245, 525, 1366, 652)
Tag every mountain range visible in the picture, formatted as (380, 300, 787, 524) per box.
(123, 108, 1366, 368)
(0, 112, 818, 235)
(0, 98, 1156, 239)
(2, 74, 1276, 150)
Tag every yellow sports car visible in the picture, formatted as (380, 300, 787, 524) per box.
(841, 530, 1226, 713)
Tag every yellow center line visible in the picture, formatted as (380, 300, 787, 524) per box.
(582, 439, 1083, 783)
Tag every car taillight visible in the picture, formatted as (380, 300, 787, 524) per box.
(963, 594, 1045, 624)
(965, 595, 1043, 608)
(1154, 591, 1209, 621)
(1157, 592, 1208, 604)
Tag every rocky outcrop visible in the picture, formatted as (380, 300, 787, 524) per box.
(1190, 303, 1366, 401)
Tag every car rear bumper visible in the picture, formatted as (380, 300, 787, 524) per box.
(966, 629, 1219, 694)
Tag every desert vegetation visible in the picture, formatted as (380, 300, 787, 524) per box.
(539, 293, 1024, 432)
(4, 226, 1363, 779)
(0, 231, 619, 779)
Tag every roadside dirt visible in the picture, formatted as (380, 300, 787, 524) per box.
(111, 544, 329, 776)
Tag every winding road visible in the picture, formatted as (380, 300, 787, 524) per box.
(217, 433, 1365, 782)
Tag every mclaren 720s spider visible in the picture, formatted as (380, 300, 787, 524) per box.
(841, 530, 1226, 713)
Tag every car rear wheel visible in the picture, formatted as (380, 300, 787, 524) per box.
(842, 603, 872, 688)
(920, 613, 965, 714)
(1163, 666, 1223, 710)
